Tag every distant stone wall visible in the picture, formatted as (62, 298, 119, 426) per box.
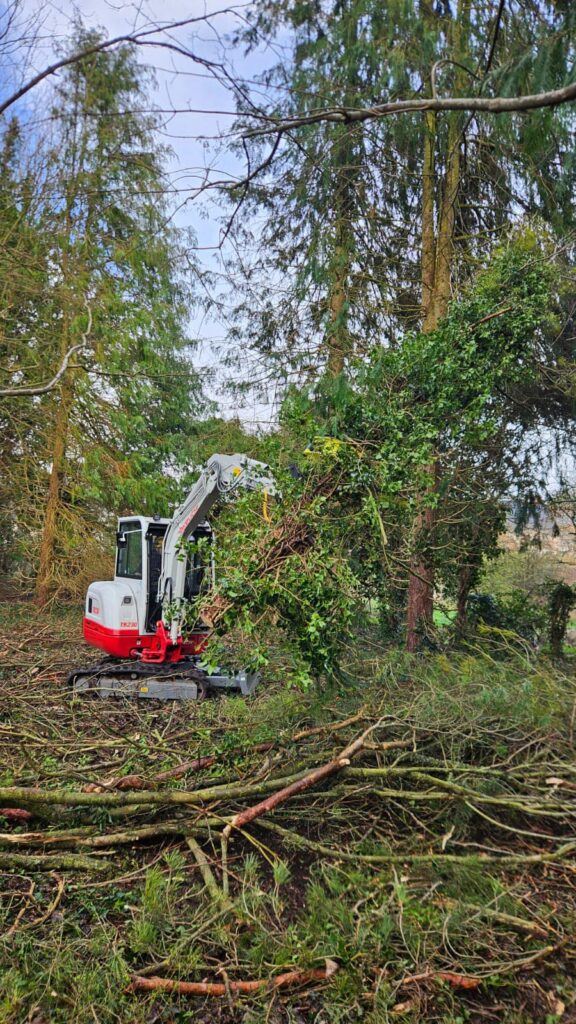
(500, 514, 576, 585)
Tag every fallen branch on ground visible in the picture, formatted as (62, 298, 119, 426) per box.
(0, 851, 110, 873)
(127, 961, 338, 996)
(0, 818, 222, 849)
(84, 742, 277, 792)
(220, 720, 382, 892)
(399, 970, 481, 990)
(223, 720, 382, 837)
(186, 835, 229, 907)
(437, 898, 550, 939)
(82, 713, 375, 792)
(259, 821, 576, 868)
(0, 808, 33, 823)
(0, 770, 312, 811)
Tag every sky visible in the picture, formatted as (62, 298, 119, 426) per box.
(10, 0, 280, 426)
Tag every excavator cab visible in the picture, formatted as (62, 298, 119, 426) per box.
(84, 516, 213, 659)
(85, 515, 167, 658)
(183, 524, 214, 603)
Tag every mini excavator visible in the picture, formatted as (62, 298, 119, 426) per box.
(69, 454, 275, 700)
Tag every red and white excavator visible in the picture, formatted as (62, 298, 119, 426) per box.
(69, 454, 275, 700)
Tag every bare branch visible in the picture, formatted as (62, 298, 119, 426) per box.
(0, 345, 81, 397)
(0, 302, 92, 397)
(245, 81, 576, 137)
(0, 10, 244, 117)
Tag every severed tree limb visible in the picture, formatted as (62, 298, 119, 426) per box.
(397, 940, 572, 993)
(0, 808, 32, 823)
(0, 818, 223, 849)
(0, 769, 313, 811)
(1, 731, 408, 814)
(88, 716, 371, 792)
(155, 744, 275, 781)
(127, 962, 338, 996)
(84, 714, 374, 793)
(399, 970, 481, 990)
(220, 721, 382, 890)
(344, 767, 575, 817)
(292, 707, 369, 741)
(224, 720, 383, 833)
(86, 742, 276, 792)
(221, 831, 230, 899)
(186, 836, 230, 907)
(258, 821, 576, 869)
(438, 898, 549, 939)
(224, 731, 372, 831)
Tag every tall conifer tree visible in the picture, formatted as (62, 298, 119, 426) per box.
(225, 0, 576, 645)
(0, 25, 205, 599)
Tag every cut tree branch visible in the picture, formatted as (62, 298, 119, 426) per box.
(223, 720, 379, 835)
(219, 720, 381, 891)
(127, 962, 338, 996)
(0, 851, 110, 872)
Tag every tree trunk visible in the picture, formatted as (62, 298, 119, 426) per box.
(406, 110, 438, 651)
(35, 78, 87, 605)
(406, 515, 435, 651)
(326, 240, 348, 375)
(324, 8, 358, 377)
(406, 7, 467, 650)
(432, 109, 462, 325)
(455, 563, 474, 634)
(421, 110, 437, 329)
(35, 374, 74, 605)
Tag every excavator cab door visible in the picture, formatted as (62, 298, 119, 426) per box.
(183, 524, 213, 600)
(145, 524, 168, 632)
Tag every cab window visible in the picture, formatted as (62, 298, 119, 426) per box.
(184, 529, 211, 599)
(116, 523, 142, 579)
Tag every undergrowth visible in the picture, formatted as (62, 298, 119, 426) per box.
(0, 602, 575, 1023)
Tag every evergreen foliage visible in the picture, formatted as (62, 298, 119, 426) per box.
(201, 234, 572, 675)
(0, 27, 207, 594)
(224, 0, 576, 385)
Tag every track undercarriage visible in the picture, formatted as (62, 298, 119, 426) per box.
(68, 658, 259, 701)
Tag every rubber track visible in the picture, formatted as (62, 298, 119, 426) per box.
(67, 658, 208, 688)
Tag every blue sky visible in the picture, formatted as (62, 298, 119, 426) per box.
(10, 0, 280, 425)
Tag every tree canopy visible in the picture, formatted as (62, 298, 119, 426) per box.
(0, 3, 574, 652)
